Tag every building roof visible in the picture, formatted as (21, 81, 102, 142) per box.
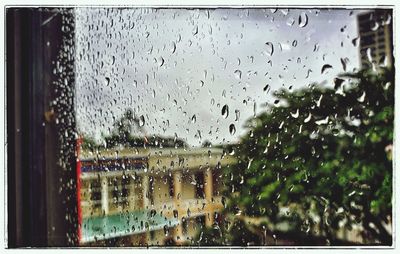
(80, 147, 227, 160)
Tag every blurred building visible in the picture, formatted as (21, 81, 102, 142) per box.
(357, 10, 393, 69)
(77, 146, 235, 246)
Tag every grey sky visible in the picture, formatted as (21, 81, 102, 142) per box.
(75, 8, 363, 147)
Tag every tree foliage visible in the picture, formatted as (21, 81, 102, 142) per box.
(225, 68, 393, 245)
(81, 108, 188, 149)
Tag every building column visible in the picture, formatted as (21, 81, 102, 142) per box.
(204, 168, 214, 227)
(129, 176, 136, 211)
(101, 176, 109, 215)
(173, 171, 183, 243)
(384, 24, 392, 67)
(142, 174, 149, 209)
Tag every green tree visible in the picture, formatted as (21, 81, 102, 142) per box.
(102, 108, 188, 148)
(226, 68, 393, 245)
(81, 135, 100, 151)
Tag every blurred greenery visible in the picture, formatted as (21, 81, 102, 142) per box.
(82, 68, 393, 246)
(221, 68, 393, 245)
(81, 108, 188, 150)
(192, 217, 261, 246)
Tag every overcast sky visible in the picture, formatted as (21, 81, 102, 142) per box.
(75, 8, 364, 147)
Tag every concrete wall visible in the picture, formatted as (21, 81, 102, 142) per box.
(181, 173, 196, 200)
(152, 175, 173, 206)
(79, 148, 236, 246)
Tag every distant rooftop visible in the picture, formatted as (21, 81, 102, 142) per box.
(80, 146, 227, 160)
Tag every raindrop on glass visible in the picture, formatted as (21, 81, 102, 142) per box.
(104, 77, 110, 86)
(298, 12, 308, 28)
(290, 109, 299, 118)
(234, 69, 242, 80)
(357, 91, 366, 102)
(229, 124, 236, 135)
(170, 41, 176, 53)
(221, 104, 229, 119)
(139, 115, 145, 127)
(340, 58, 349, 71)
(192, 25, 199, 35)
(371, 22, 379, 31)
(352, 37, 360, 47)
(321, 64, 333, 74)
(264, 42, 274, 56)
(263, 84, 270, 93)
(304, 113, 312, 123)
(158, 57, 165, 67)
(315, 116, 329, 125)
(235, 109, 240, 121)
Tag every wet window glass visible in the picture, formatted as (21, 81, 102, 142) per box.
(73, 8, 394, 247)
(6, 6, 394, 248)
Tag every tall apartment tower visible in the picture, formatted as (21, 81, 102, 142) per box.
(357, 10, 393, 69)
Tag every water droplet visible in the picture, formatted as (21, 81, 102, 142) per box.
(235, 109, 240, 121)
(234, 69, 242, 80)
(158, 57, 165, 67)
(139, 115, 145, 127)
(334, 78, 345, 90)
(366, 48, 373, 62)
(104, 77, 110, 86)
(304, 113, 312, 123)
(340, 58, 349, 71)
(383, 82, 391, 90)
(351, 37, 360, 47)
(290, 109, 299, 118)
(321, 64, 333, 74)
(357, 91, 366, 102)
(315, 116, 329, 125)
(371, 21, 379, 31)
(298, 12, 308, 28)
(164, 225, 169, 236)
(170, 41, 176, 53)
(221, 104, 229, 119)
(300, 70, 310, 81)
(263, 84, 270, 93)
(316, 95, 323, 107)
(239, 175, 244, 184)
(229, 124, 236, 135)
(384, 14, 392, 25)
(264, 42, 274, 56)
(192, 25, 198, 35)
